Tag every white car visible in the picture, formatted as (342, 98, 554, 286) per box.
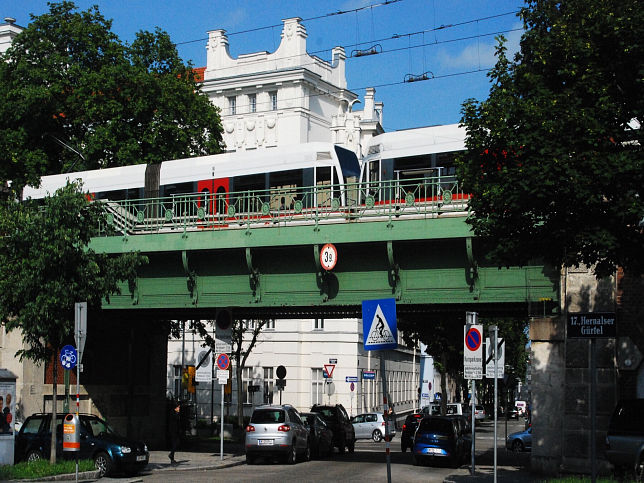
(350, 413, 396, 442)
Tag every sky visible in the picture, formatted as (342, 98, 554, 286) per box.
(2, 0, 525, 132)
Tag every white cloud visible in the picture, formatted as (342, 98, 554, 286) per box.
(435, 22, 523, 71)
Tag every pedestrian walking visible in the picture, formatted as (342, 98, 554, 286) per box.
(168, 402, 181, 465)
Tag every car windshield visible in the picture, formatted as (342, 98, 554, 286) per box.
(313, 408, 334, 420)
(419, 418, 454, 434)
(251, 409, 285, 424)
(84, 417, 117, 437)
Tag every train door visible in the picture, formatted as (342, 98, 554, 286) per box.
(315, 166, 333, 208)
(197, 178, 229, 222)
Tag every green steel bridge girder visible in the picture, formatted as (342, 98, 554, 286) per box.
(89, 216, 559, 318)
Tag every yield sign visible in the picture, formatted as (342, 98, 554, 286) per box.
(323, 364, 335, 378)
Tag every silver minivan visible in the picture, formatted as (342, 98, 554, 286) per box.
(351, 412, 396, 442)
(245, 405, 310, 464)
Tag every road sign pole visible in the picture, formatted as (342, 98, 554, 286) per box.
(221, 381, 224, 461)
(492, 325, 498, 483)
(466, 311, 477, 476)
(380, 354, 392, 483)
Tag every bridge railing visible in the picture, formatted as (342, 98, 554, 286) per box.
(98, 175, 469, 235)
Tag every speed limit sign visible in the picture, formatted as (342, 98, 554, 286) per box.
(320, 243, 337, 271)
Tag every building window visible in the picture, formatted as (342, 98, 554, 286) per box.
(270, 91, 277, 111)
(311, 368, 324, 406)
(313, 318, 324, 330)
(228, 96, 236, 115)
(242, 366, 253, 404)
(243, 320, 255, 330)
(248, 93, 256, 113)
(263, 367, 274, 404)
(265, 319, 275, 330)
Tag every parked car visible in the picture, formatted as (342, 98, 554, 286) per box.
(245, 404, 310, 464)
(412, 415, 470, 467)
(605, 399, 644, 480)
(400, 413, 423, 452)
(310, 404, 355, 453)
(506, 427, 532, 452)
(470, 405, 486, 423)
(300, 412, 334, 458)
(15, 413, 149, 477)
(351, 412, 395, 442)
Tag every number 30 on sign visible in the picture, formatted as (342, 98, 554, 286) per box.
(320, 244, 337, 271)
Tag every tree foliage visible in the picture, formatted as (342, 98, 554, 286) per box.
(458, 0, 643, 277)
(0, 1, 223, 194)
(400, 314, 529, 408)
(0, 182, 146, 363)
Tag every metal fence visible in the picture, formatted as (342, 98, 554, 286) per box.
(98, 176, 469, 236)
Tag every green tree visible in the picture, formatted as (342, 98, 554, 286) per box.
(458, 0, 643, 278)
(0, 1, 223, 194)
(0, 183, 147, 463)
(192, 317, 267, 427)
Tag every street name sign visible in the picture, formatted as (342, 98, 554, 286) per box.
(567, 313, 616, 338)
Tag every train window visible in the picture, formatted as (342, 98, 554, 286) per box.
(269, 169, 303, 211)
(231, 173, 264, 213)
(161, 182, 195, 197)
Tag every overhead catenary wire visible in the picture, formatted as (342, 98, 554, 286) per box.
(193, 12, 522, 79)
(175, 0, 404, 46)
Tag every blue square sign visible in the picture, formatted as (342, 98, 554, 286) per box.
(362, 298, 397, 350)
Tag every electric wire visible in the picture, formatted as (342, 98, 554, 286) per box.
(175, 0, 404, 46)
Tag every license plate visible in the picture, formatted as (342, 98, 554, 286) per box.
(427, 447, 442, 454)
(136, 455, 147, 462)
(258, 439, 273, 446)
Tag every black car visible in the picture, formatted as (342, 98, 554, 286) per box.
(401, 413, 423, 452)
(15, 413, 149, 476)
(301, 412, 334, 458)
(605, 399, 644, 480)
(310, 404, 355, 453)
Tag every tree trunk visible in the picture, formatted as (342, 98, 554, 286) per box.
(440, 352, 448, 415)
(50, 350, 58, 464)
(236, 363, 243, 427)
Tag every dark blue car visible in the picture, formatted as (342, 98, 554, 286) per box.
(15, 413, 149, 476)
(412, 415, 470, 467)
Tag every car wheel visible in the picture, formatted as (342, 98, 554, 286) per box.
(303, 440, 311, 461)
(511, 439, 524, 453)
(372, 429, 383, 442)
(26, 450, 43, 463)
(246, 453, 255, 465)
(338, 436, 346, 454)
(635, 453, 643, 482)
(347, 438, 355, 453)
(286, 442, 297, 464)
(94, 451, 113, 477)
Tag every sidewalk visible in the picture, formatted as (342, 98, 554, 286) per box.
(145, 446, 246, 474)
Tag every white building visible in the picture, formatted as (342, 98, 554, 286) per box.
(0, 17, 23, 54)
(168, 17, 425, 422)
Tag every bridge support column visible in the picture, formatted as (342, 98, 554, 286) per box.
(530, 317, 565, 475)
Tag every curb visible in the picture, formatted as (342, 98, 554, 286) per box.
(151, 457, 246, 473)
(8, 469, 101, 482)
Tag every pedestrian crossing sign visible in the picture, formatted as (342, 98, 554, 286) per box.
(362, 298, 397, 350)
